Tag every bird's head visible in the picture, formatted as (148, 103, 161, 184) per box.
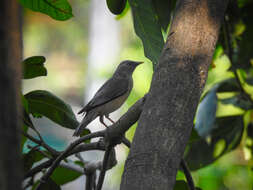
(113, 60, 143, 78)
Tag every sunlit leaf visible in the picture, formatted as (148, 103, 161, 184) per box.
(25, 90, 79, 129)
(19, 0, 73, 21)
(129, 0, 164, 64)
(186, 116, 244, 170)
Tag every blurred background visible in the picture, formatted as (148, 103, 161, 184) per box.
(22, 0, 253, 189)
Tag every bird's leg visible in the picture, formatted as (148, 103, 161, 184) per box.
(99, 115, 108, 128)
(105, 114, 115, 124)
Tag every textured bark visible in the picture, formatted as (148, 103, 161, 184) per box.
(120, 0, 228, 190)
(0, 1, 23, 189)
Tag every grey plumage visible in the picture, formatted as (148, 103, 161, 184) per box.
(73, 60, 143, 136)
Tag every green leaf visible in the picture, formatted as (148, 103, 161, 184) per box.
(220, 94, 253, 110)
(237, 3, 253, 69)
(188, 128, 201, 143)
(25, 90, 79, 129)
(22, 56, 47, 79)
(116, 1, 130, 20)
(80, 129, 92, 143)
(36, 178, 61, 190)
(21, 94, 29, 113)
(19, 0, 73, 21)
(51, 166, 82, 185)
(106, 0, 127, 15)
(173, 180, 189, 190)
(217, 78, 240, 92)
(186, 116, 244, 170)
(129, 0, 164, 64)
(152, 0, 175, 30)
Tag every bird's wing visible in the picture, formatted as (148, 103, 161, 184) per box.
(78, 77, 129, 114)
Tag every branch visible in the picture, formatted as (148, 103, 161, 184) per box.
(35, 131, 104, 189)
(24, 141, 105, 179)
(31, 96, 145, 188)
(22, 131, 59, 156)
(59, 162, 84, 174)
(96, 146, 113, 190)
(104, 96, 146, 146)
(180, 159, 195, 190)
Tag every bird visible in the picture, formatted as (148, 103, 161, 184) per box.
(73, 60, 143, 136)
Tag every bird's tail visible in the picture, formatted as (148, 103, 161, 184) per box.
(73, 111, 98, 137)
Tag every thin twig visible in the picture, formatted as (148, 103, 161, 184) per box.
(29, 96, 145, 187)
(22, 131, 58, 156)
(122, 136, 131, 148)
(180, 159, 195, 190)
(24, 142, 105, 179)
(96, 146, 113, 190)
(24, 159, 53, 179)
(35, 131, 105, 190)
(86, 172, 96, 190)
(59, 162, 84, 174)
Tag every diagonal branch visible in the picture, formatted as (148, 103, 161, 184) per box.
(32, 96, 145, 188)
(96, 146, 113, 190)
(35, 131, 105, 189)
(22, 131, 59, 156)
(180, 159, 195, 190)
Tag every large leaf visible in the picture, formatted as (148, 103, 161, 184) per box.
(51, 166, 82, 185)
(106, 0, 127, 15)
(22, 56, 47, 79)
(19, 0, 73, 21)
(173, 180, 189, 190)
(186, 116, 244, 170)
(25, 90, 79, 129)
(129, 0, 164, 64)
(152, 0, 175, 31)
(195, 87, 218, 137)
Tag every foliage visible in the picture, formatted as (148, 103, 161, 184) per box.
(19, 0, 73, 21)
(18, 0, 253, 189)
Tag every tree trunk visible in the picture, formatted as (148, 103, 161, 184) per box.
(120, 0, 228, 190)
(0, 1, 23, 189)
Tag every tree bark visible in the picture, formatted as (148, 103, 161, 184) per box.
(120, 0, 228, 190)
(0, 1, 23, 189)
